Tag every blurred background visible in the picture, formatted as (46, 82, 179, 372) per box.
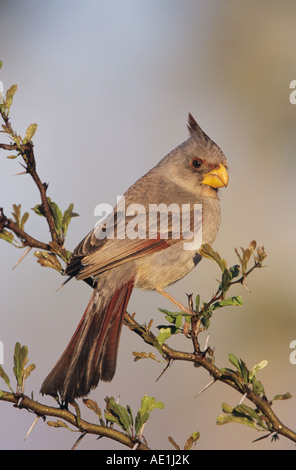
(1, 0, 296, 450)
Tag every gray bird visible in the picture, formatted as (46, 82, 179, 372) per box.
(40, 114, 229, 402)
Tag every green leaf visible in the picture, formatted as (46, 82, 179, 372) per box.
(104, 397, 132, 434)
(10, 204, 30, 233)
(273, 393, 292, 401)
(5, 84, 17, 112)
(48, 199, 63, 237)
(158, 307, 173, 315)
(157, 308, 191, 343)
(200, 302, 214, 329)
(220, 268, 231, 292)
(34, 250, 63, 272)
(132, 351, 159, 362)
(23, 363, 36, 381)
(23, 123, 37, 143)
(62, 203, 79, 237)
(20, 211, 29, 229)
(0, 365, 13, 392)
(159, 309, 191, 329)
(139, 395, 164, 417)
(0, 230, 17, 245)
(229, 264, 240, 279)
(135, 395, 164, 436)
(32, 203, 45, 217)
(221, 403, 269, 431)
(195, 294, 200, 311)
(135, 411, 145, 436)
(216, 413, 257, 429)
(83, 398, 101, 415)
(13, 342, 28, 387)
(12, 203, 21, 226)
(221, 402, 234, 414)
(218, 402, 268, 431)
(83, 398, 105, 425)
(227, 353, 249, 382)
(13, 342, 35, 392)
(166, 312, 184, 328)
(239, 361, 249, 382)
(242, 406, 266, 428)
(126, 405, 134, 428)
(32, 198, 71, 241)
(228, 353, 241, 370)
(235, 240, 257, 273)
(249, 360, 268, 381)
(200, 244, 227, 272)
(254, 245, 267, 267)
(156, 327, 173, 345)
(214, 296, 243, 309)
(235, 404, 261, 421)
(47, 420, 75, 431)
(184, 431, 200, 450)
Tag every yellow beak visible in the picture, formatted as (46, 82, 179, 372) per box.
(202, 163, 229, 188)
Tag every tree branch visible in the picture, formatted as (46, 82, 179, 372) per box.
(0, 208, 50, 251)
(23, 143, 59, 244)
(0, 392, 150, 450)
(0, 102, 59, 246)
(0, 143, 18, 150)
(124, 312, 296, 444)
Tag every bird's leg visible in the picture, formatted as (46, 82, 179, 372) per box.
(156, 287, 194, 316)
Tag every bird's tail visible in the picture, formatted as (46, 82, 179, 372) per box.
(40, 279, 134, 402)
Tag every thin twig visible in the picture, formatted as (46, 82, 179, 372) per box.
(0, 109, 59, 245)
(0, 143, 18, 150)
(24, 144, 58, 244)
(0, 209, 50, 251)
(0, 392, 150, 450)
(124, 312, 296, 444)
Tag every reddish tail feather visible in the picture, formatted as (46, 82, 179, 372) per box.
(40, 279, 134, 402)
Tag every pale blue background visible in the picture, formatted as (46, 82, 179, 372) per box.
(1, 0, 296, 450)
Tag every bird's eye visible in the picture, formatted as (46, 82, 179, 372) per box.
(191, 158, 202, 169)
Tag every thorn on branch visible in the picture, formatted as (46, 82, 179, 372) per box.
(13, 247, 32, 269)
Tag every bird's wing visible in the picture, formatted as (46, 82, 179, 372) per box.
(66, 204, 200, 280)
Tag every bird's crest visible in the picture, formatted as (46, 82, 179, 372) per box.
(187, 113, 211, 144)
